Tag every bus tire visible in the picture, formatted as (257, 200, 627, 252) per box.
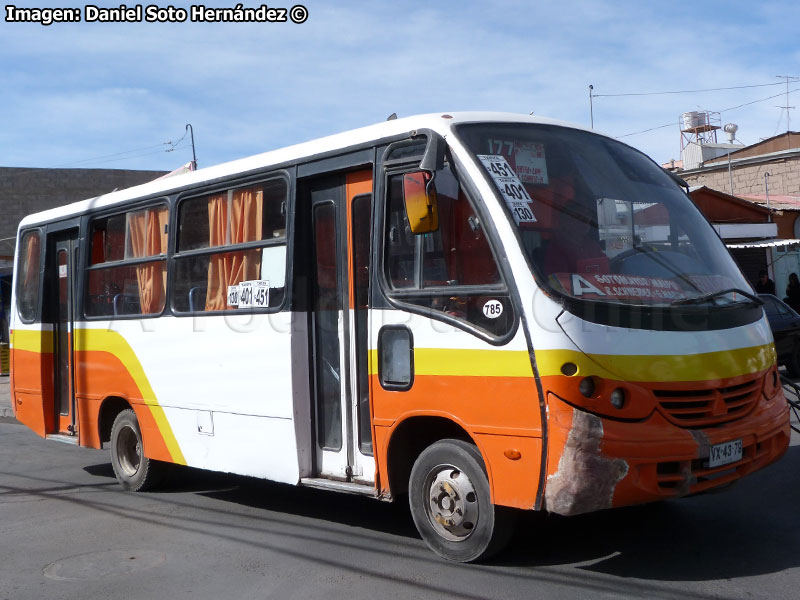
(110, 409, 164, 492)
(408, 439, 515, 562)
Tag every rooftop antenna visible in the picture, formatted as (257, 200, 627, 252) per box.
(386, 113, 397, 121)
(776, 75, 798, 133)
(588, 84, 594, 129)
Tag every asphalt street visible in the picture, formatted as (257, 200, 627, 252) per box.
(2, 382, 800, 599)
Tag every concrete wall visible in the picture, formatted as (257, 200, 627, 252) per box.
(0, 167, 166, 258)
(680, 155, 800, 197)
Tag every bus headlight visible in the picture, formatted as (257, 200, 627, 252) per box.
(579, 377, 595, 398)
(549, 373, 654, 420)
(610, 388, 626, 410)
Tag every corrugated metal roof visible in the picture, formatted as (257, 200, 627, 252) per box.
(726, 238, 800, 249)
(739, 194, 800, 211)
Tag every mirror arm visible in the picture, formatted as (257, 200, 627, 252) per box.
(416, 129, 447, 172)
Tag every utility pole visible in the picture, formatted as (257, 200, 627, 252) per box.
(776, 75, 798, 133)
(588, 85, 594, 129)
(765, 172, 772, 222)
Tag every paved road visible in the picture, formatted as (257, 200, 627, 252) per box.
(2, 416, 800, 600)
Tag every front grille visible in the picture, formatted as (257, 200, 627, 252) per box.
(653, 376, 762, 427)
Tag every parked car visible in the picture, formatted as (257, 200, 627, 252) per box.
(759, 294, 800, 376)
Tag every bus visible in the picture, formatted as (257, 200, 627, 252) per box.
(9, 113, 790, 562)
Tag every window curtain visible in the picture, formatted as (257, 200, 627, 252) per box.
(127, 208, 167, 314)
(205, 188, 263, 310)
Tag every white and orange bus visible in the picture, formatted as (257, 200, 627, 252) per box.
(9, 113, 790, 561)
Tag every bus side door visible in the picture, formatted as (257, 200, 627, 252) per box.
(294, 166, 375, 484)
(48, 228, 80, 436)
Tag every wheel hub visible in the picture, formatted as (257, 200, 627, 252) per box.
(116, 426, 141, 477)
(426, 466, 479, 541)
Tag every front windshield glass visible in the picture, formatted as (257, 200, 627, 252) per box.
(457, 123, 751, 307)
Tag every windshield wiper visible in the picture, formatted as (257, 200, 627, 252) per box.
(671, 288, 763, 307)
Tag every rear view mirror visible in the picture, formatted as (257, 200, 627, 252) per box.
(403, 171, 439, 234)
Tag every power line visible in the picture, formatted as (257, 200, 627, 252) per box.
(719, 88, 799, 113)
(616, 87, 800, 139)
(48, 141, 173, 169)
(593, 81, 785, 98)
(84, 142, 189, 167)
(616, 122, 675, 139)
(0, 132, 191, 181)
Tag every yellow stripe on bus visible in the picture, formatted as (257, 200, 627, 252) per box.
(74, 329, 186, 465)
(535, 343, 776, 382)
(11, 329, 54, 353)
(369, 348, 533, 378)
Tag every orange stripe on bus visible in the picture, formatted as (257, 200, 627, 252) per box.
(74, 329, 185, 465)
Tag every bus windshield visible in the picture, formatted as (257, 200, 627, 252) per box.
(456, 123, 751, 307)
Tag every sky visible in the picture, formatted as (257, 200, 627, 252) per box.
(1, 0, 799, 173)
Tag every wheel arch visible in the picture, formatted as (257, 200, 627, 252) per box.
(97, 395, 133, 447)
(384, 414, 487, 498)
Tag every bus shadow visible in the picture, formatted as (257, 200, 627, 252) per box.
(497, 440, 800, 580)
(83, 460, 419, 539)
(199, 480, 419, 540)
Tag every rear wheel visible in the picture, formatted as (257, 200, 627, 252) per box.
(408, 439, 515, 562)
(110, 409, 164, 491)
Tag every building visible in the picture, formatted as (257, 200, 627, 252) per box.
(664, 123, 800, 297)
(0, 167, 166, 345)
(667, 130, 800, 200)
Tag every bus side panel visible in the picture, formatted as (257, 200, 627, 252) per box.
(9, 328, 56, 436)
(78, 316, 299, 483)
(472, 433, 543, 508)
(73, 347, 176, 461)
(160, 407, 300, 483)
(74, 327, 185, 464)
(370, 313, 543, 509)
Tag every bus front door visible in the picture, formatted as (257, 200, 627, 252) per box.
(49, 231, 79, 436)
(303, 169, 374, 483)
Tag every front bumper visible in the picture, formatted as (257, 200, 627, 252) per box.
(544, 389, 790, 516)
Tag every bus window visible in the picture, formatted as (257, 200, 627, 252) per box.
(16, 230, 41, 322)
(85, 206, 168, 317)
(459, 123, 750, 306)
(173, 178, 288, 312)
(383, 168, 512, 338)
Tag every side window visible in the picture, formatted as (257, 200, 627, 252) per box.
(16, 230, 41, 322)
(172, 178, 288, 312)
(85, 206, 169, 317)
(383, 168, 513, 338)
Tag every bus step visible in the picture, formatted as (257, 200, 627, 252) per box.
(299, 477, 377, 497)
(45, 434, 79, 445)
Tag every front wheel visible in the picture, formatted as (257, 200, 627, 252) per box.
(110, 409, 165, 492)
(408, 439, 516, 562)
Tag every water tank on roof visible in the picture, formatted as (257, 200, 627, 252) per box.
(681, 111, 707, 131)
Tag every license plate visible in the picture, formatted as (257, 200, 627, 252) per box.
(708, 439, 743, 468)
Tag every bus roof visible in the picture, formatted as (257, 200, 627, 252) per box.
(18, 111, 594, 229)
